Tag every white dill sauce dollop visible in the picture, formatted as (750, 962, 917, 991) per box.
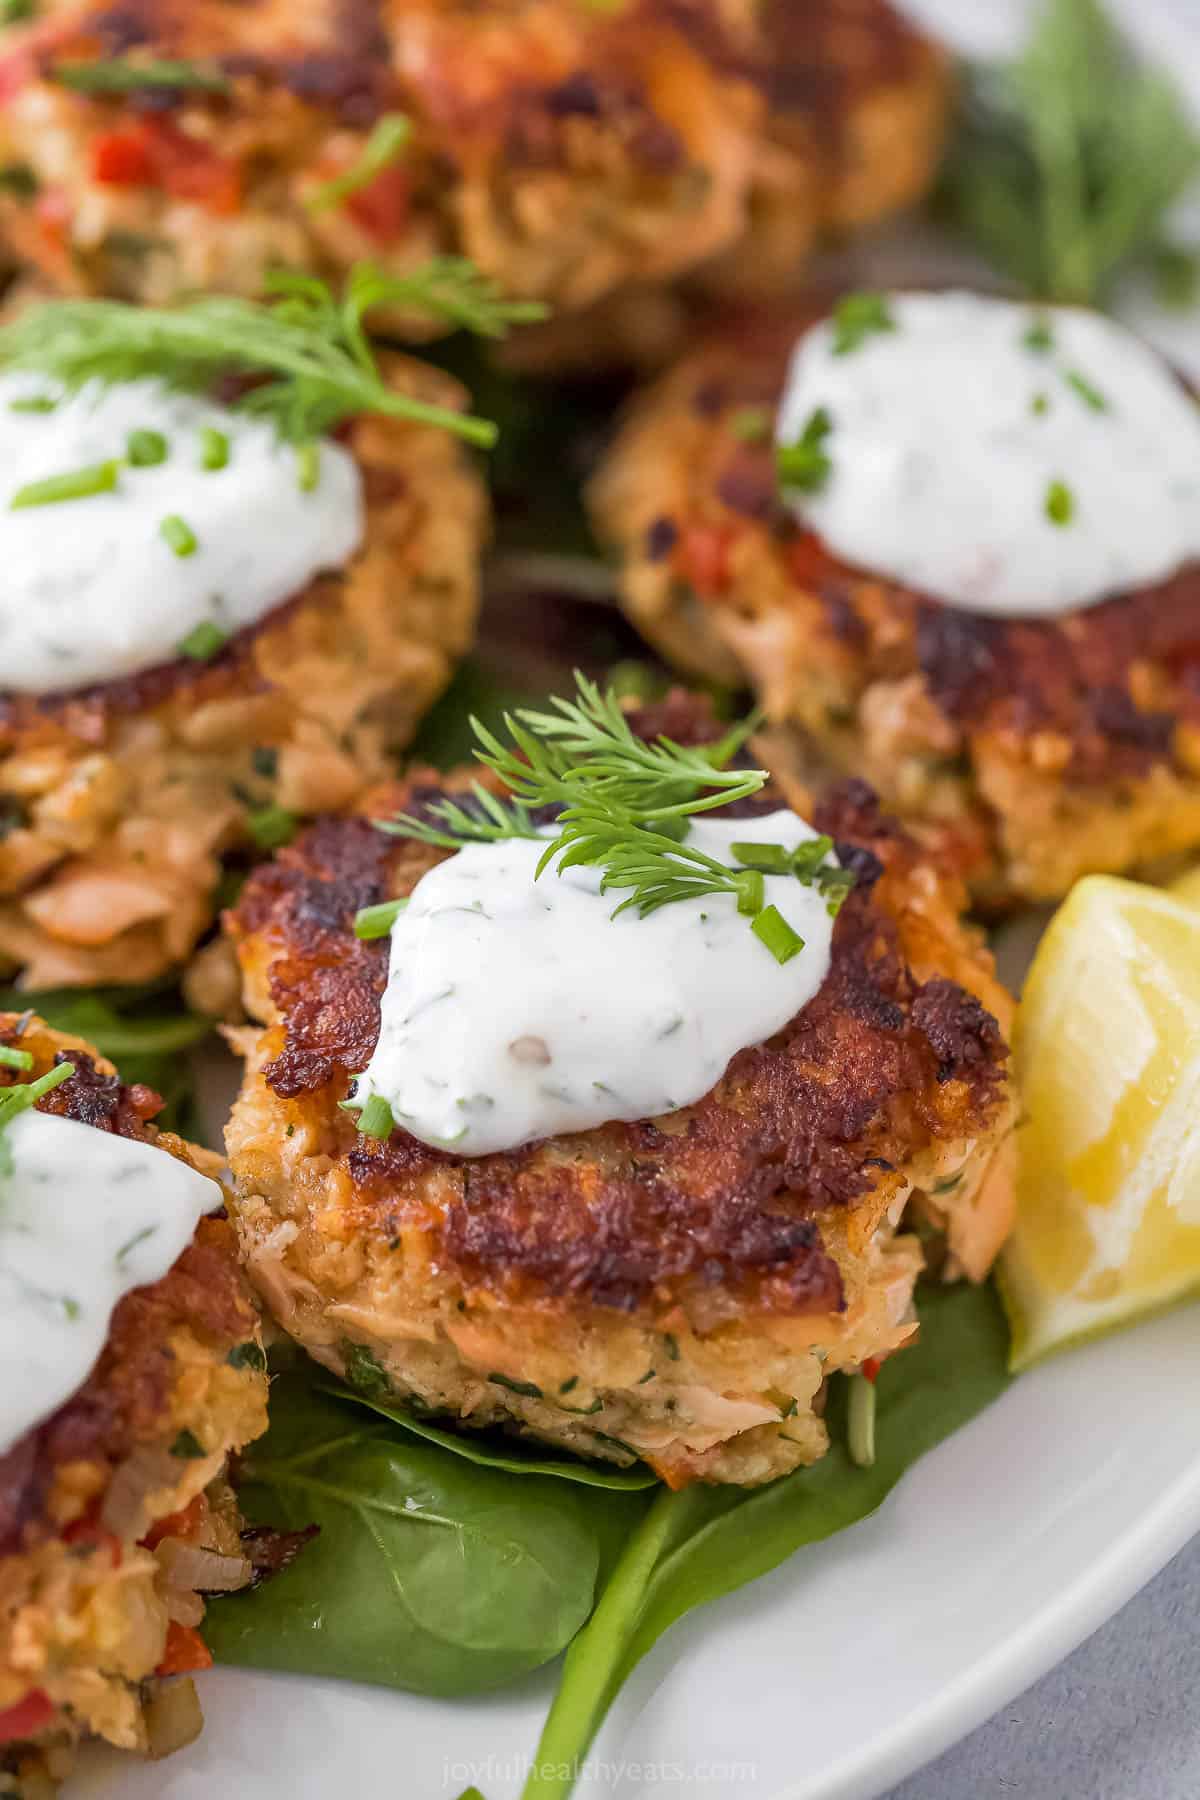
(353, 807, 838, 1157)
(776, 290, 1200, 617)
(0, 372, 364, 694)
(0, 1112, 222, 1455)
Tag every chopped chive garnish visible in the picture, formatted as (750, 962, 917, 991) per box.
(830, 291, 895, 356)
(357, 1094, 395, 1140)
(0, 1060, 75, 1177)
(729, 405, 771, 443)
(353, 898, 410, 940)
(51, 58, 231, 94)
(751, 905, 805, 965)
(1044, 479, 1075, 526)
(199, 425, 229, 470)
(127, 427, 168, 466)
(178, 620, 228, 661)
(847, 1372, 876, 1468)
(730, 841, 792, 875)
(306, 111, 411, 214)
(160, 514, 198, 557)
(488, 1372, 543, 1399)
(1064, 370, 1107, 412)
(246, 805, 298, 850)
(9, 394, 56, 414)
(296, 442, 320, 491)
(1031, 391, 1050, 417)
(1023, 316, 1055, 353)
(10, 460, 118, 509)
(0, 1046, 33, 1070)
(735, 868, 765, 917)
(777, 405, 833, 494)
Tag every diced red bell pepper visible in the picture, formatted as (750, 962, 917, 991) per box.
(0, 1690, 55, 1745)
(678, 523, 737, 598)
(62, 1512, 123, 1567)
(142, 1492, 207, 1551)
(785, 528, 833, 591)
(89, 118, 241, 215)
(91, 128, 155, 186)
(156, 1622, 213, 1678)
(345, 163, 412, 244)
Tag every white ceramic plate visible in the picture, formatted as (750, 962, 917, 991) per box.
(77, 1303, 1200, 1800)
(69, 3, 1200, 1795)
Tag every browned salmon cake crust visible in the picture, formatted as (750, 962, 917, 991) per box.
(0, 355, 486, 993)
(222, 697, 1015, 1488)
(588, 313, 1200, 906)
(0, 0, 947, 320)
(0, 1014, 270, 1788)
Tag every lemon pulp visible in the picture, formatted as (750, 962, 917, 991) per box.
(1000, 875, 1200, 1369)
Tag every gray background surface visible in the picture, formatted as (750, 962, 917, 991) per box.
(879, 6, 1200, 1794)
(883, 1537, 1200, 1798)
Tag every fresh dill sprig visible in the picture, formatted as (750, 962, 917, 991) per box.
(0, 261, 547, 448)
(0, 1060, 75, 1178)
(538, 805, 773, 922)
(378, 782, 539, 851)
(379, 673, 765, 850)
(375, 673, 851, 965)
(940, 0, 1200, 306)
(475, 674, 766, 820)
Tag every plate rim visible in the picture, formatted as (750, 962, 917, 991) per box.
(775, 1449, 1200, 1800)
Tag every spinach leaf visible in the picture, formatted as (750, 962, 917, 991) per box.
(203, 1377, 649, 1696)
(320, 1381, 660, 1490)
(520, 1282, 1011, 1797)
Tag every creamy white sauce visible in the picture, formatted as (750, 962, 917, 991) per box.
(775, 290, 1200, 616)
(0, 1112, 222, 1455)
(0, 373, 363, 693)
(354, 808, 837, 1157)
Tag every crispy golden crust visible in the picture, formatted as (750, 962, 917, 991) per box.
(0, 0, 947, 320)
(0, 1015, 269, 1771)
(0, 356, 486, 989)
(223, 698, 1015, 1484)
(589, 313, 1200, 904)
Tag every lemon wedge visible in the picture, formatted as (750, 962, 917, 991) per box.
(1000, 875, 1200, 1370)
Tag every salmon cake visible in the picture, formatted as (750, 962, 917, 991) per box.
(0, 1013, 271, 1791)
(590, 292, 1200, 905)
(0, 0, 947, 324)
(0, 285, 488, 992)
(222, 690, 1015, 1490)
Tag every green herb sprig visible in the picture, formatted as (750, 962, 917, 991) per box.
(51, 58, 231, 94)
(830, 291, 895, 355)
(307, 113, 411, 214)
(375, 674, 851, 966)
(0, 261, 547, 449)
(941, 0, 1200, 307)
(0, 1059, 75, 1177)
(777, 405, 833, 494)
